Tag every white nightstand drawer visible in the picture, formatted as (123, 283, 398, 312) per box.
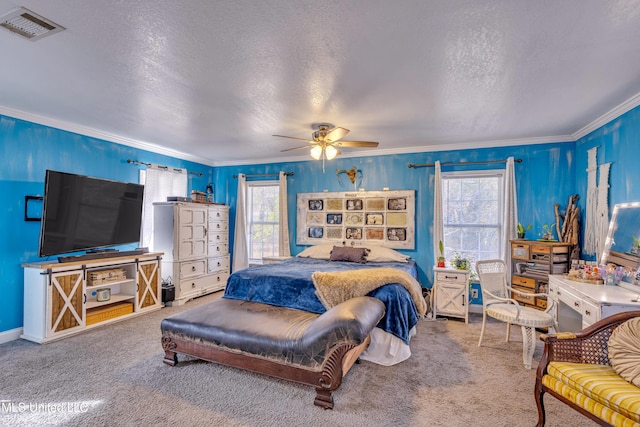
(435, 271, 468, 284)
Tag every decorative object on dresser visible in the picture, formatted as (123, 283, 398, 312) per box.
(510, 240, 571, 311)
(432, 267, 470, 323)
(152, 202, 230, 305)
(21, 252, 162, 343)
(476, 259, 558, 369)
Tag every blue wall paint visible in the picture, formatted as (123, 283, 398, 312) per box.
(575, 106, 640, 260)
(0, 114, 212, 333)
(213, 142, 576, 287)
(3, 103, 640, 335)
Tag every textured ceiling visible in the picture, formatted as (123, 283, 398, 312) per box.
(1, 0, 640, 166)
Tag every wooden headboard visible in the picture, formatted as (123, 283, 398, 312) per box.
(296, 190, 415, 249)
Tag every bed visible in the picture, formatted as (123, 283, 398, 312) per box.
(223, 245, 426, 366)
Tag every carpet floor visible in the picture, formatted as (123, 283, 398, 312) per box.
(0, 292, 596, 426)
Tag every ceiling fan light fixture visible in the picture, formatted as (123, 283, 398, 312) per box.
(310, 145, 323, 160)
(325, 145, 338, 160)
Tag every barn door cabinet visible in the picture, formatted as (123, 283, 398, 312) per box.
(22, 253, 162, 343)
(433, 267, 470, 323)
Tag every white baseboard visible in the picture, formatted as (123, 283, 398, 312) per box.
(0, 327, 23, 344)
(469, 305, 483, 314)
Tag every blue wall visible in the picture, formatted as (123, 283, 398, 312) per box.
(213, 142, 576, 287)
(575, 106, 640, 260)
(3, 102, 640, 336)
(0, 114, 212, 334)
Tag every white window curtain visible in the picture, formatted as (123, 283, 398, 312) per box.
(278, 171, 291, 257)
(232, 174, 249, 272)
(433, 160, 444, 264)
(140, 165, 188, 250)
(503, 157, 518, 264)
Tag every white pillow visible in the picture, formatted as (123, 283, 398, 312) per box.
(608, 317, 640, 387)
(296, 244, 335, 260)
(366, 246, 410, 263)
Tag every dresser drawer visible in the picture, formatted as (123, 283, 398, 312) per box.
(208, 221, 229, 232)
(208, 242, 229, 256)
(558, 285, 582, 312)
(581, 298, 600, 327)
(512, 286, 536, 305)
(208, 231, 227, 244)
(179, 275, 212, 295)
(511, 275, 536, 289)
(435, 271, 467, 284)
(208, 255, 230, 274)
(178, 259, 207, 279)
(512, 244, 530, 260)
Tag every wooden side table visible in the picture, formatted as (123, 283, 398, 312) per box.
(433, 266, 470, 323)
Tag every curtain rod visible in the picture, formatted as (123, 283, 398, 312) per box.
(127, 159, 203, 176)
(408, 158, 522, 169)
(233, 172, 295, 179)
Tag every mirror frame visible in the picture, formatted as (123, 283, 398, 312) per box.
(600, 201, 640, 292)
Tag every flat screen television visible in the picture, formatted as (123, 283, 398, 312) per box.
(38, 170, 144, 258)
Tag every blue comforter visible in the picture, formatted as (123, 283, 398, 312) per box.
(223, 257, 421, 344)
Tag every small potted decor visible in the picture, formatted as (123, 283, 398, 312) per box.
(517, 223, 532, 239)
(540, 223, 556, 241)
(437, 240, 446, 267)
(631, 235, 639, 255)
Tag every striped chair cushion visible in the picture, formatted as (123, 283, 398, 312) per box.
(544, 362, 640, 425)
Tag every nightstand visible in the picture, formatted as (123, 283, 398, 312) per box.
(433, 267, 470, 323)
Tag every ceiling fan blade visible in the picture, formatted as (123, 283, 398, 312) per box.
(280, 144, 314, 153)
(334, 140, 379, 148)
(324, 127, 349, 142)
(273, 134, 314, 143)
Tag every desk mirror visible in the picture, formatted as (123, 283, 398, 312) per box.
(601, 201, 640, 291)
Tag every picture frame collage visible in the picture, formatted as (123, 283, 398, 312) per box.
(296, 190, 415, 249)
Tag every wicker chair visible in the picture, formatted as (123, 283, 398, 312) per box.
(475, 259, 558, 369)
(535, 311, 640, 426)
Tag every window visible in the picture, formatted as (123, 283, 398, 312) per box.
(441, 170, 505, 269)
(247, 181, 280, 263)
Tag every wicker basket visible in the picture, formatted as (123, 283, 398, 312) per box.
(86, 302, 133, 326)
(88, 268, 126, 286)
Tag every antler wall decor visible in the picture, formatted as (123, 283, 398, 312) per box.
(336, 166, 362, 190)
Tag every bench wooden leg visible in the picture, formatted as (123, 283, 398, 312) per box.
(314, 388, 334, 409)
(162, 337, 178, 366)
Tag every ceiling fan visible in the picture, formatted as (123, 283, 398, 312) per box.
(274, 124, 379, 171)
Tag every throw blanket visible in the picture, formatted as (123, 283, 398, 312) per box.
(312, 268, 427, 317)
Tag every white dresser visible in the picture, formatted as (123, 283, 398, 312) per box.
(433, 267, 470, 323)
(153, 202, 230, 305)
(548, 274, 640, 332)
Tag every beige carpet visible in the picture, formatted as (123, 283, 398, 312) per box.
(0, 292, 596, 426)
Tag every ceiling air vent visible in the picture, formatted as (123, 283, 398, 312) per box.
(0, 7, 65, 41)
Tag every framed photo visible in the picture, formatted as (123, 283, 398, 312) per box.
(308, 227, 324, 238)
(366, 213, 384, 225)
(308, 199, 324, 211)
(346, 199, 363, 210)
(345, 227, 363, 240)
(387, 228, 406, 241)
(326, 213, 343, 225)
(388, 198, 406, 210)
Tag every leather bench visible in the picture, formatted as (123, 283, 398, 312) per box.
(161, 296, 385, 409)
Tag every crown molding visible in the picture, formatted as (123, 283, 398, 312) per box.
(210, 135, 573, 167)
(0, 105, 215, 166)
(573, 92, 640, 141)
